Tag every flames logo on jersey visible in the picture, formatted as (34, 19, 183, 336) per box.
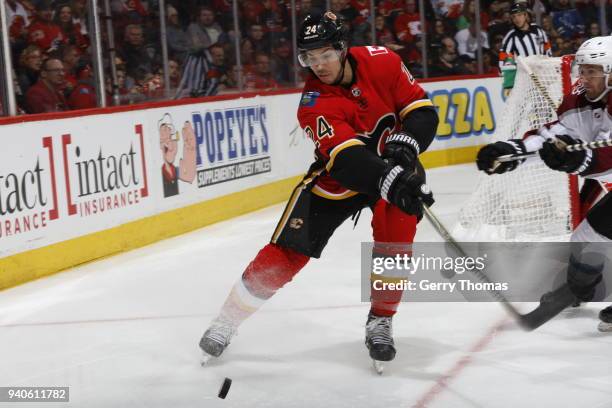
(357, 113, 397, 156)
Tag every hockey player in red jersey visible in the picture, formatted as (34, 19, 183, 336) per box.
(199, 11, 438, 367)
(476, 36, 612, 331)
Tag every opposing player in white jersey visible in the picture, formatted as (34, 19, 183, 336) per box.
(476, 36, 612, 331)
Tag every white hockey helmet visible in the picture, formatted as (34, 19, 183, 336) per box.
(574, 36, 612, 101)
(575, 36, 612, 73)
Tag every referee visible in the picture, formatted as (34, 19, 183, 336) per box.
(499, 1, 552, 94)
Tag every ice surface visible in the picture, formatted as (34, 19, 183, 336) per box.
(0, 164, 610, 408)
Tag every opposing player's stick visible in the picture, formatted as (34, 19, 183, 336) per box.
(518, 57, 559, 111)
(494, 138, 612, 164)
(421, 202, 575, 330)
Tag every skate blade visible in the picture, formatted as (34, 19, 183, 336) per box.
(372, 360, 384, 375)
(201, 352, 215, 366)
(597, 321, 612, 332)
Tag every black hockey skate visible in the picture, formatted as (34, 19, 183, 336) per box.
(199, 316, 237, 365)
(598, 305, 612, 332)
(365, 312, 396, 374)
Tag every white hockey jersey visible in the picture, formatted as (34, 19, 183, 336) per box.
(523, 84, 612, 185)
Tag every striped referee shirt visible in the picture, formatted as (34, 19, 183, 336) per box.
(499, 24, 551, 71)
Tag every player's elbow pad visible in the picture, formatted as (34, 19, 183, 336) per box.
(401, 106, 439, 153)
(328, 145, 387, 196)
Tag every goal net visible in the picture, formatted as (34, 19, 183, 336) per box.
(455, 55, 579, 242)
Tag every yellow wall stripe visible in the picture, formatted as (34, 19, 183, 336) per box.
(0, 144, 484, 291)
(0, 175, 302, 291)
(420, 144, 482, 169)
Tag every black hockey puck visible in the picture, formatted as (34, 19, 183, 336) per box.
(218, 377, 232, 399)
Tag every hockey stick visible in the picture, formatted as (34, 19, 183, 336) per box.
(517, 57, 559, 111)
(421, 202, 576, 330)
(495, 138, 612, 164)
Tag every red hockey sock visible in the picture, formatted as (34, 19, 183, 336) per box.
(218, 243, 310, 324)
(370, 200, 417, 317)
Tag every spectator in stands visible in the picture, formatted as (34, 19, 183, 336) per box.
(246, 24, 269, 54)
(241, 0, 265, 26)
(27, 0, 65, 52)
(240, 37, 256, 68)
(106, 68, 137, 105)
(166, 4, 190, 63)
(187, 6, 227, 52)
(60, 44, 81, 93)
(440, 35, 458, 56)
(588, 21, 602, 37)
(270, 37, 292, 85)
(558, 36, 575, 55)
(54, 3, 89, 51)
(330, 0, 360, 41)
(456, 54, 477, 74)
(111, 0, 148, 25)
(375, 14, 402, 51)
(16, 45, 43, 102)
(71, 0, 88, 35)
(394, 0, 422, 46)
(378, 0, 404, 21)
(455, 19, 489, 59)
(483, 49, 499, 74)
(456, 0, 489, 31)
(489, 33, 505, 58)
(221, 64, 243, 91)
(246, 53, 279, 90)
(206, 44, 227, 86)
(347, 0, 370, 45)
(429, 45, 462, 77)
(487, 0, 512, 40)
(259, 0, 288, 45)
(297, 0, 322, 21)
(551, 0, 585, 39)
(211, 0, 233, 28)
(119, 24, 160, 79)
(168, 58, 182, 92)
(68, 62, 96, 110)
(541, 15, 560, 41)
(576, 0, 599, 26)
(429, 18, 450, 50)
(5, 0, 30, 49)
(25, 57, 68, 113)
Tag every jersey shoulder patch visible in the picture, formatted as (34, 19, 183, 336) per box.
(300, 91, 320, 107)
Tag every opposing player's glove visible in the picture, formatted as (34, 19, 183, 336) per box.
(476, 139, 527, 175)
(379, 165, 434, 217)
(382, 132, 420, 170)
(539, 135, 592, 174)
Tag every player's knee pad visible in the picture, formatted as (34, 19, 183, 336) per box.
(242, 243, 310, 299)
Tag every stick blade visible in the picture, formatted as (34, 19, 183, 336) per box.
(518, 284, 577, 331)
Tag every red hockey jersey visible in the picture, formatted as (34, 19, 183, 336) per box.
(297, 46, 433, 200)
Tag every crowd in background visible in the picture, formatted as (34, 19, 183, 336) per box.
(3, 0, 610, 115)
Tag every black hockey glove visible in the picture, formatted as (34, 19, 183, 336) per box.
(539, 135, 592, 174)
(379, 165, 434, 217)
(382, 132, 420, 170)
(476, 139, 527, 175)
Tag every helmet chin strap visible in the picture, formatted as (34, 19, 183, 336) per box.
(585, 73, 612, 102)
